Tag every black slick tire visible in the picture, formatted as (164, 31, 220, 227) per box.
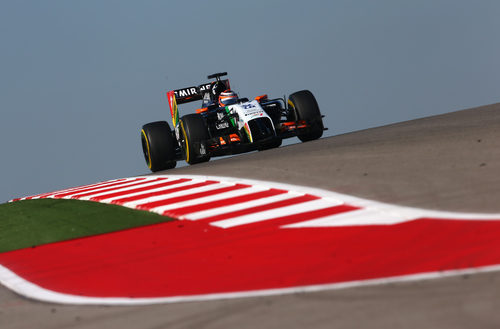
(141, 121, 176, 172)
(288, 90, 324, 142)
(258, 137, 282, 151)
(180, 114, 211, 165)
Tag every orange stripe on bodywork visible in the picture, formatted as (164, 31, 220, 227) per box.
(229, 134, 240, 142)
(255, 94, 268, 102)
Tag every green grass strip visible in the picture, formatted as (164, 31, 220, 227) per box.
(0, 199, 174, 253)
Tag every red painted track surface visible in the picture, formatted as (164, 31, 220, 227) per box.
(2, 213, 500, 298)
(6, 173, 500, 301)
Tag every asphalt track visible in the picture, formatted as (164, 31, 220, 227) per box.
(1, 103, 500, 328)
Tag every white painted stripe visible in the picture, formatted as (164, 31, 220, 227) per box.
(211, 199, 343, 229)
(185, 192, 301, 221)
(124, 181, 231, 208)
(97, 178, 194, 203)
(2, 263, 500, 305)
(78, 179, 167, 200)
(24, 178, 136, 200)
(283, 207, 422, 228)
(113, 179, 208, 206)
(154, 186, 268, 216)
(75, 178, 169, 201)
(56, 179, 151, 200)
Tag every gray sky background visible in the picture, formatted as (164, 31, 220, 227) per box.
(1, 0, 499, 203)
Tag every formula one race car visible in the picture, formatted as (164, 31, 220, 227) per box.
(141, 72, 325, 172)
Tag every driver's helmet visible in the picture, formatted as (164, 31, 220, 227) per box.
(218, 90, 238, 107)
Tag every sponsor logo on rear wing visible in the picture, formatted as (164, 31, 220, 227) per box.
(173, 83, 210, 104)
(172, 79, 230, 104)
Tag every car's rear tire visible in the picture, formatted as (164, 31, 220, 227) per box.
(141, 121, 176, 172)
(180, 114, 211, 165)
(288, 90, 324, 142)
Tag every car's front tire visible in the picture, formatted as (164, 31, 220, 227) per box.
(258, 137, 282, 151)
(180, 114, 211, 165)
(288, 90, 324, 142)
(141, 121, 177, 172)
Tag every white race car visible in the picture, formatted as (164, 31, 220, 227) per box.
(141, 72, 325, 171)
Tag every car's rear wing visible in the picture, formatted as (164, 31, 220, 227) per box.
(166, 79, 230, 127)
